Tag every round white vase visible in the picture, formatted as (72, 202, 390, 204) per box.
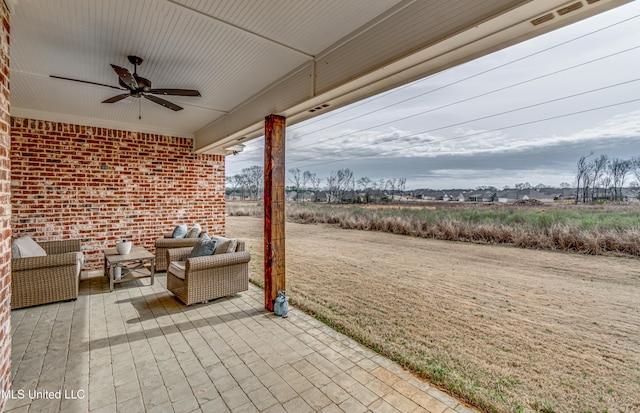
(116, 241, 132, 255)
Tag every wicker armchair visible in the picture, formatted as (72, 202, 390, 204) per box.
(155, 232, 207, 272)
(11, 239, 83, 310)
(166, 241, 250, 305)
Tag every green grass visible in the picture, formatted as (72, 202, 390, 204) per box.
(228, 202, 640, 230)
(227, 202, 640, 256)
(316, 204, 640, 231)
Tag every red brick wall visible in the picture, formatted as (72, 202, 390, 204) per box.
(10, 118, 226, 270)
(0, 2, 10, 408)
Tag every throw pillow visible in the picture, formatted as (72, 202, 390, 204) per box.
(210, 235, 233, 255)
(226, 239, 238, 253)
(12, 236, 47, 258)
(188, 234, 218, 258)
(171, 224, 188, 238)
(185, 223, 202, 238)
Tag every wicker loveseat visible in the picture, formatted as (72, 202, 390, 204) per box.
(166, 240, 250, 305)
(11, 239, 83, 310)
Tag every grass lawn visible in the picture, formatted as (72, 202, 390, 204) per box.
(228, 208, 640, 413)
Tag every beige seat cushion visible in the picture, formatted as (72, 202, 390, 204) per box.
(168, 261, 186, 280)
(76, 252, 85, 278)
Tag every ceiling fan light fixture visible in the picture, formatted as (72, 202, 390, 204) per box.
(134, 75, 152, 90)
(224, 144, 245, 155)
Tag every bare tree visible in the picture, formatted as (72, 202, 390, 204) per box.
(386, 177, 407, 201)
(242, 165, 264, 200)
(633, 156, 640, 186)
(386, 178, 397, 200)
(514, 182, 531, 190)
(324, 168, 355, 203)
(589, 154, 608, 201)
(575, 153, 593, 204)
(325, 172, 338, 202)
(367, 178, 385, 202)
(226, 175, 243, 199)
(308, 172, 322, 202)
(357, 176, 374, 203)
(398, 177, 407, 195)
(370, 178, 385, 201)
(609, 157, 633, 201)
(335, 168, 354, 202)
(357, 176, 372, 191)
(600, 171, 613, 200)
(302, 170, 312, 191)
(288, 168, 303, 201)
(581, 164, 594, 203)
(228, 173, 251, 200)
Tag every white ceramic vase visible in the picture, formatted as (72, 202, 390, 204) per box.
(113, 264, 122, 280)
(116, 241, 132, 255)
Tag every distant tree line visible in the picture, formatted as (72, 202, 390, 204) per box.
(226, 165, 264, 200)
(574, 153, 640, 203)
(227, 156, 640, 204)
(226, 166, 407, 203)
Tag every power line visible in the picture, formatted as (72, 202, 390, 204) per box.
(292, 98, 640, 169)
(231, 13, 640, 163)
(287, 77, 640, 165)
(287, 13, 640, 140)
(238, 69, 640, 164)
(286, 45, 640, 155)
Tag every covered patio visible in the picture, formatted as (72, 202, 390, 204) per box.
(1, 0, 631, 412)
(6, 276, 474, 413)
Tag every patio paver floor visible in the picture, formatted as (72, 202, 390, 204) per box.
(6, 274, 479, 413)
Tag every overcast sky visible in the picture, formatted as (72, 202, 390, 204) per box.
(227, 1, 640, 190)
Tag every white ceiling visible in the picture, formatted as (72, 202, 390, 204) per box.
(9, 0, 630, 155)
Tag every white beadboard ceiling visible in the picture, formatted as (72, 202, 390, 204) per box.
(9, 0, 629, 155)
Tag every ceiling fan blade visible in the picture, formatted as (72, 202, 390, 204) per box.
(102, 93, 130, 104)
(50, 75, 123, 90)
(110, 64, 137, 90)
(147, 88, 201, 97)
(144, 94, 183, 111)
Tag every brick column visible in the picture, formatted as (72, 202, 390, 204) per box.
(0, 2, 10, 408)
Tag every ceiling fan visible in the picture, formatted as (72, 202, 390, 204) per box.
(50, 55, 201, 112)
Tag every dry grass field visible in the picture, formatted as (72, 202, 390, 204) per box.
(228, 215, 640, 413)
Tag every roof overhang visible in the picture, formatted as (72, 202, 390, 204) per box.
(195, 0, 630, 155)
(8, 0, 630, 156)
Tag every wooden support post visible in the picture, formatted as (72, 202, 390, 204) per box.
(264, 114, 286, 311)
